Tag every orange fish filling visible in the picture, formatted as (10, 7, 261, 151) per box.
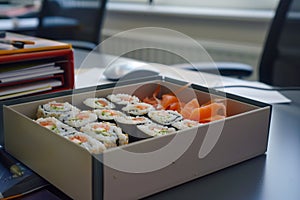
(96, 99, 108, 106)
(70, 135, 88, 143)
(39, 120, 55, 126)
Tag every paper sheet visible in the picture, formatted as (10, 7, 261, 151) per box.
(75, 66, 291, 104)
(216, 78, 291, 104)
(0, 79, 62, 100)
(159, 67, 291, 104)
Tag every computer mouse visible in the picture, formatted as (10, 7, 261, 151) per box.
(103, 60, 160, 81)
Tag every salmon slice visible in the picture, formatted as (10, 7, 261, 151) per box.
(143, 97, 157, 105)
(143, 85, 162, 109)
(168, 102, 185, 112)
(181, 98, 200, 119)
(161, 94, 178, 109)
(189, 102, 226, 123)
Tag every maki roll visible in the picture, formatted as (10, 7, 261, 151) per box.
(107, 93, 140, 107)
(172, 119, 200, 130)
(35, 117, 76, 136)
(122, 102, 154, 116)
(93, 109, 125, 121)
(83, 98, 115, 109)
(114, 116, 151, 142)
(148, 110, 183, 126)
(37, 101, 80, 119)
(137, 122, 176, 137)
(59, 110, 98, 128)
(80, 122, 128, 148)
(66, 132, 106, 154)
(114, 116, 150, 125)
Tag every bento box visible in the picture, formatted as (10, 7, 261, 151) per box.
(3, 76, 271, 200)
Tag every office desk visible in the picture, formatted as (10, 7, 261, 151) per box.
(19, 90, 300, 200)
(3, 50, 300, 200)
(146, 90, 300, 200)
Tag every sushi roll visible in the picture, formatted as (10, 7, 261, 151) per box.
(35, 117, 76, 136)
(148, 110, 183, 126)
(83, 98, 115, 109)
(122, 102, 154, 116)
(37, 101, 80, 119)
(93, 109, 125, 121)
(80, 122, 128, 148)
(107, 93, 140, 107)
(172, 119, 200, 130)
(114, 116, 151, 125)
(59, 110, 98, 128)
(115, 116, 151, 142)
(137, 122, 176, 137)
(66, 132, 106, 154)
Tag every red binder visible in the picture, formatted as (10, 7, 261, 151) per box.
(0, 33, 74, 100)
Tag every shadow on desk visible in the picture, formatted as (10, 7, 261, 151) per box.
(144, 155, 267, 200)
(20, 186, 71, 200)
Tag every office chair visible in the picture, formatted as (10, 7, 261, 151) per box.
(36, 0, 107, 51)
(175, 0, 300, 86)
(259, 0, 299, 86)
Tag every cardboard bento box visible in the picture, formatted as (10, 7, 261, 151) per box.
(3, 76, 271, 200)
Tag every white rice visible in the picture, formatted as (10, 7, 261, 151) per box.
(137, 122, 176, 137)
(107, 93, 140, 105)
(93, 109, 125, 121)
(37, 101, 80, 119)
(172, 119, 200, 130)
(35, 117, 76, 136)
(83, 98, 115, 109)
(115, 116, 150, 125)
(80, 122, 128, 148)
(122, 102, 154, 115)
(66, 132, 106, 154)
(148, 110, 183, 125)
(59, 110, 98, 128)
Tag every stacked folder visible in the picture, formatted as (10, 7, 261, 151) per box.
(0, 32, 74, 100)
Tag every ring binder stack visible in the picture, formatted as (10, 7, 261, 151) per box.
(0, 32, 74, 100)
